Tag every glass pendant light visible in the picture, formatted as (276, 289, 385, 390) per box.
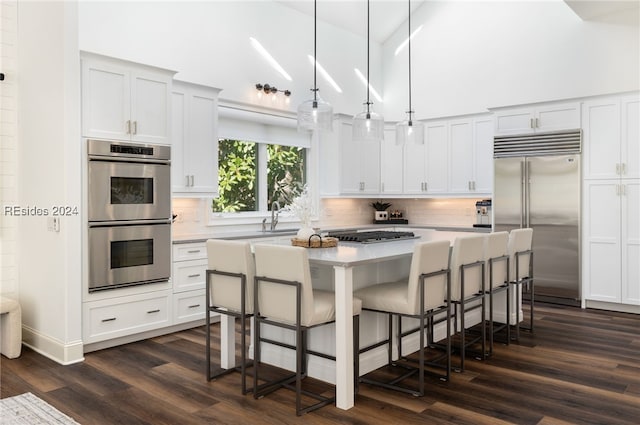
(353, 0, 384, 142)
(298, 0, 333, 132)
(396, 0, 424, 145)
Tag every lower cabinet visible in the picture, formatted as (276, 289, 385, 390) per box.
(583, 179, 640, 306)
(83, 290, 172, 344)
(83, 242, 212, 346)
(172, 242, 209, 324)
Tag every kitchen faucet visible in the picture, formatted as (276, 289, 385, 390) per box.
(270, 201, 280, 231)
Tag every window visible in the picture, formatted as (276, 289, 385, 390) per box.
(213, 139, 306, 213)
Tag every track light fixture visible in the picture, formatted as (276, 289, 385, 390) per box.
(255, 83, 291, 97)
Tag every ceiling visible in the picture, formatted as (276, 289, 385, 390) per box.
(277, 0, 639, 44)
(276, 0, 426, 44)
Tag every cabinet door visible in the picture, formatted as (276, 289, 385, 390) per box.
(424, 122, 448, 194)
(494, 107, 534, 135)
(403, 139, 426, 194)
(186, 92, 218, 194)
(360, 140, 381, 194)
(621, 96, 639, 179)
(583, 180, 621, 303)
(380, 129, 403, 194)
(582, 98, 621, 179)
(130, 71, 171, 144)
(448, 120, 473, 193)
(81, 59, 130, 140)
(621, 181, 640, 305)
(340, 136, 363, 194)
(171, 91, 187, 192)
(473, 117, 494, 193)
(535, 102, 580, 133)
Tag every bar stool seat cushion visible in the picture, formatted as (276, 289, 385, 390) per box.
(354, 280, 413, 315)
(309, 290, 362, 327)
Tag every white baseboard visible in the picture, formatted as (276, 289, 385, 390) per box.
(21, 325, 84, 365)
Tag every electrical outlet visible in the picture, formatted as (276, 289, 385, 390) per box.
(47, 217, 60, 232)
(175, 210, 184, 223)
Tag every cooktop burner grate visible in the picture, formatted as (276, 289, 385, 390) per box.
(326, 230, 417, 243)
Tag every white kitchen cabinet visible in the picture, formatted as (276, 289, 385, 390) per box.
(171, 81, 221, 196)
(337, 117, 381, 195)
(81, 53, 173, 144)
(493, 101, 580, 136)
(583, 94, 639, 180)
(583, 180, 640, 306)
(380, 127, 403, 195)
(448, 119, 474, 193)
(171, 242, 210, 324)
(83, 290, 172, 344)
(403, 120, 448, 195)
(471, 116, 494, 193)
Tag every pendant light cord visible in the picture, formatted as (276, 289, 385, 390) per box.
(366, 0, 371, 117)
(313, 0, 318, 103)
(408, 0, 413, 124)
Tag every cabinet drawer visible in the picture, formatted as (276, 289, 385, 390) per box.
(84, 291, 171, 343)
(173, 258, 208, 292)
(173, 289, 208, 324)
(173, 242, 207, 261)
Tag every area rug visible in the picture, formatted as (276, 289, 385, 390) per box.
(0, 392, 80, 424)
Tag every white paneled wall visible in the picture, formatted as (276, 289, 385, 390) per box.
(0, 0, 18, 296)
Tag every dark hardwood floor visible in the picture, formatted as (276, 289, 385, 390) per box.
(2, 303, 639, 424)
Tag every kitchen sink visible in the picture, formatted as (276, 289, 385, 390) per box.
(264, 228, 298, 234)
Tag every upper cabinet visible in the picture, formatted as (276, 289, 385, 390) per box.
(583, 94, 639, 180)
(171, 81, 221, 197)
(493, 101, 580, 136)
(338, 118, 381, 195)
(403, 120, 448, 195)
(380, 127, 404, 195)
(81, 53, 174, 144)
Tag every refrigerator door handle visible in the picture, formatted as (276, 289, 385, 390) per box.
(525, 159, 531, 227)
(520, 159, 526, 228)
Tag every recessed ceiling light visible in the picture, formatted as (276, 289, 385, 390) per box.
(354, 68, 383, 103)
(249, 37, 292, 81)
(307, 55, 342, 93)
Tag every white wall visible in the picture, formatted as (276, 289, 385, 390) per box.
(383, 0, 640, 121)
(17, 0, 83, 364)
(77, 1, 383, 118)
(77, 1, 639, 122)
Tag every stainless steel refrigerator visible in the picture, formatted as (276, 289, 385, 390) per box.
(493, 130, 581, 305)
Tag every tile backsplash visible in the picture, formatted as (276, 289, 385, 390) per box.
(172, 197, 485, 237)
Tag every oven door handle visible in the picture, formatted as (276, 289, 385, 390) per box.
(89, 219, 172, 228)
(88, 156, 170, 165)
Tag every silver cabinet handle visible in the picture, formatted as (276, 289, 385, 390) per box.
(126, 120, 131, 134)
(187, 273, 201, 278)
(621, 184, 626, 196)
(187, 249, 201, 254)
(530, 118, 534, 129)
(616, 163, 621, 175)
(424, 182, 428, 192)
(381, 182, 385, 192)
(132, 120, 137, 135)
(101, 317, 116, 323)
(188, 304, 201, 309)
(191, 175, 195, 186)
(535, 117, 539, 128)
(147, 309, 160, 314)
(621, 163, 626, 175)
(473, 181, 476, 191)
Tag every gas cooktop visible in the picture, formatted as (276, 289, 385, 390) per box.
(326, 230, 418, 244)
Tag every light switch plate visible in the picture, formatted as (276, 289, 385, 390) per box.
(47, 217, 60, 232)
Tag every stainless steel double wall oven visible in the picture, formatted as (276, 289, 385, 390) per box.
(88, 139, 171, 292)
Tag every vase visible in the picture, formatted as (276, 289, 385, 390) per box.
(296, 226, 316, 240)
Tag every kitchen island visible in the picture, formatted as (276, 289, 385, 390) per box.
(228, 229, 497, 410)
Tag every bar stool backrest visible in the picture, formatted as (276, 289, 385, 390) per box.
(449, 235, 485, 301)
(507, 228, 533, 282)
(484, 232, 509, 289)
(406, 240, 451, 314)
(253, 244, 314, 326)
(206, 239, 255, 313)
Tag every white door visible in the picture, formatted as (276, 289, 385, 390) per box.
(424, 122, 448, 194)
(130, 71, 171, 144)
(186, 92, 218, 194)
(621, 96, 639, 179)
(380, 129, 403, 194)
(403, 140, 426, 194)
(448, 120, 473, 193)
(582, 98, 621, 180)
(473, 118, 494, 193)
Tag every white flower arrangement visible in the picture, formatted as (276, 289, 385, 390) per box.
(282, 184, 314, 228)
